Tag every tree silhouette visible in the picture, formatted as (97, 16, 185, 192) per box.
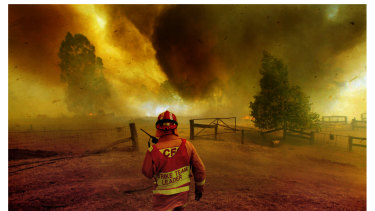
(250, 51, 319, 135)
(58, 32, 110, 115)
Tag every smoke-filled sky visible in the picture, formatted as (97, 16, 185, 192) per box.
(8, 4, 366, 120)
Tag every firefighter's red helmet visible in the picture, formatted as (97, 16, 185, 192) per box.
(156, 110, 178, 131)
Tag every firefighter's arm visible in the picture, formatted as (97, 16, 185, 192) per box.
(141, 150, 154, 179)
(189, 143, 206, 196)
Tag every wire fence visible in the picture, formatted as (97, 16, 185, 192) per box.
(9, 127, 130, 153)
(314, 132, 366, 152)
(238, 127, 366, 152)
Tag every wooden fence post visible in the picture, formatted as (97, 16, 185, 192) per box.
(352, 119, 355, 130)
(310, 132, 315, 145)
(190, 120, 194, 140)
(348, 136, 353, 152)
(241, 129, 244, 144)
(283, 127, 287, 141)
(129, 123, 138, 150)
(214, 123, 218, 140)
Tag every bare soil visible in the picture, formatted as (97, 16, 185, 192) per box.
(8, 125, 366, 210)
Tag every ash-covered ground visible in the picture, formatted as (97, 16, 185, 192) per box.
(9, 119, 366, 210)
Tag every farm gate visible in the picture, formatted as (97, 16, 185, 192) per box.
(351, 119, 366, 130)
(322, 116, 348, 124)
(189, 117, 236, 140)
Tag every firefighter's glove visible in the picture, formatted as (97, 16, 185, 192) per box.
(195, 192, 202, 201)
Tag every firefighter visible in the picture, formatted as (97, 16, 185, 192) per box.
(142, 110, 206, 211)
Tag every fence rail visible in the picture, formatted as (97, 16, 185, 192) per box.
(261, 128, 283, 134)
(348, 136, 366, 152)
(190, 117, 236, 140)
(322, 116, 348, 124)
(262, 129, 365, 152)
(219, 125, 365, 153)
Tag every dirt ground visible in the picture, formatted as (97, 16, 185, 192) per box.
(8, 124, 366, 210)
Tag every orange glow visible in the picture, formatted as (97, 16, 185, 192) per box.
(8, 5, 366, 120)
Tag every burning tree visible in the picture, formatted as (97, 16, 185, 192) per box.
(250, 51, 319, 135)
(58, 32, 110, 115)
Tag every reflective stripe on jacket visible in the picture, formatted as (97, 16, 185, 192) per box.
(150, 138, 190, 195)
(142, 134, 206, 211)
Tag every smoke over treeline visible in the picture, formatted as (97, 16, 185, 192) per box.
(151, 5, 365, 99)
(8, 5, 366, 120)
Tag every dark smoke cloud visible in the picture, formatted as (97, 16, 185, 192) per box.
(152, 6, 227, 100)
(8, 5, 366, 119)
(151, 5, 366, 102)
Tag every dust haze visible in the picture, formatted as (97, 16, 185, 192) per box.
(8, 5, 367, 210)
(9, 4, 366, 125)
